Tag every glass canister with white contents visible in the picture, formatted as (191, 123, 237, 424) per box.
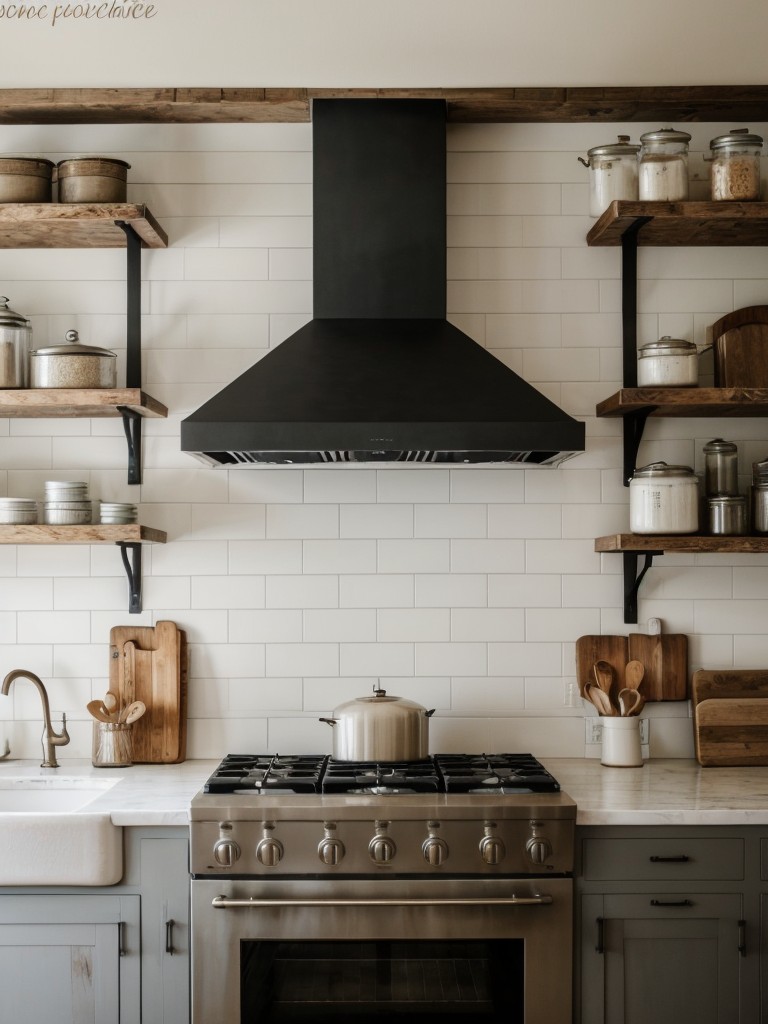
(637, 336, 699, 386)
(629, 462, 699, 534)
(578, 135, 640, 218)
(638, 127, 692, 202)
(709, 128, 763, 201)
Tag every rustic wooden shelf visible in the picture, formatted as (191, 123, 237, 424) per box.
(0, 203, 167, 249)
(596, 533, 768, 554)
(2, 85, 768, 124)
(596, 387, 768, 419)
(587, 201, 768, 247)
(0, 388, 167, 419)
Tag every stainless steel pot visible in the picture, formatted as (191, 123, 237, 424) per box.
(0, 157, 54, 203)
(320, 685, 435, 761)
(30, 329, 116, 389)
(56, 157, 130, 203)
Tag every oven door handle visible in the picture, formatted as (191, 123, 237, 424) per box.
(212, 894, 554, 909)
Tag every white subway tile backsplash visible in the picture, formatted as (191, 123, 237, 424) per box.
(4, 120, 766, 762)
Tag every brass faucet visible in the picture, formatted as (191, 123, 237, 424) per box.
(1, 669, 70, 768)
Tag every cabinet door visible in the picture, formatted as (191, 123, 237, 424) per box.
(582, 893, 742, 1024)
(0, 894, 140, 1024)
(139, 836, 190, 1024)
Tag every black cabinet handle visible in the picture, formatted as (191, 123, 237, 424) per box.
(738, 919, 746, 958)
(649, 855, 690, 863)
(596, 916, 605, 954)
(165, 919, 175, 956)
(650, 899, 693, 907)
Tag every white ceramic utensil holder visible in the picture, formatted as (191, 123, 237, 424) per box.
(601, 716, 643, 767)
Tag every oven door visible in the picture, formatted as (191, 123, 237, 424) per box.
(191, 876, 572, 1024)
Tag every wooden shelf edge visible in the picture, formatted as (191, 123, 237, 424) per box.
(0, 204, 167, 249)
(0, 389, 168, 418)
(595, 533, 768, 553)
(587, 200, 768, 247)
(596, 387, 768, 418)
(0, 524, 166, 544)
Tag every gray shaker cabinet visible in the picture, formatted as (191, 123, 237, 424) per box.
(576, 827, 758, 1024)
(0, 828, 189, 1024)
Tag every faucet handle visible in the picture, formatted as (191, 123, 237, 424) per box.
(53, 712, 70, 745)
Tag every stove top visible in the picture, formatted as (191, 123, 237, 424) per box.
(203, 753, 561, 796)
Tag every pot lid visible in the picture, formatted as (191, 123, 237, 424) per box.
(0, 297, 29, 329)
(585, 135, 640, 158)
(31, 329, 116, 359)
(632, 460, 696, 478)
(640, 127, 692, 144)
(710, 127, 764, 150)
(638, 335, 697, 355)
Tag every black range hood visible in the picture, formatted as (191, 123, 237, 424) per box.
(181, 99, 585, 466)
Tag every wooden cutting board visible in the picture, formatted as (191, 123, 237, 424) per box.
(575, 635, 628, 701)
(692, 670, 768, 765)
(695, 697, 768, 766)
(627, 631, 688, 701)
(109, 620, 188, 764)
(711, 305, 768, 387)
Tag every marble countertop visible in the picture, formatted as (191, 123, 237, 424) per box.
(4, 757, 768, 826)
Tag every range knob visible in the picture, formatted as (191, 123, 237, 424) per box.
(422, 825, 449, 867)
(368, 822, 396, 864)
(318, 823, 345, 866)
(479, 822, 506, 866)
(526, 820, 552, 865)
(213, 838, 241, 868)
(256, 824, 284, 867)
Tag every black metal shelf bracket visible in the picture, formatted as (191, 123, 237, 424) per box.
(623, 550, 661, 624)
(620, 217, 652, 486)
(118, 406, 143, 486)
(118, 541, 143, 614)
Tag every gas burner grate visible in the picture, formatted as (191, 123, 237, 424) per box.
(435, 753, 560, 793)
(202, 753, 560, 795)
(321, 758, 441, 794)
(203, 754, 329, 794)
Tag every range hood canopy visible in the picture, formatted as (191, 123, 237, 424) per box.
(181, 99, 585, 466)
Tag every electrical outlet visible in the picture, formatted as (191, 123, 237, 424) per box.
(585, 718, 603, 744)
(639, 718, 650, 744)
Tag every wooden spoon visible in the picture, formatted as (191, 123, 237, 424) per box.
(585, 681, 615, 716)
(625, 660, 645, 691)
(87, 700, 114, 723)
(618, 687, 643, 716)
(119, 700, 146, 725)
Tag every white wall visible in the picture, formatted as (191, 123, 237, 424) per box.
(1, 117, 768, 762)
(1, 0, 768, 88)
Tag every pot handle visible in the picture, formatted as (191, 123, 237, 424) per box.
(425, 708, 436, 718)
(318, 717, 338, 727)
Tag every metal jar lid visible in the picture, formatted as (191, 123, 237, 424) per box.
(710, 127, 764, 151)
(706, 495, 746, 507)
(580, 135, 640, 163)
(31, 329, 116, 360)
(639, 127, 692, 145)
(0, 296, 29, 329)
(631, 461, 696, 479)
(704, 437, 738, 454)
(638, 336, 697, 357)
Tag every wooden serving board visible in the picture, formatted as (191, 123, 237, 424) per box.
(695, 697, 768, 766)
(628, 632, 688, 701)
(109, 620, 187, 764)
(575, 635, 628, 701)
(711, 305, 768, 388)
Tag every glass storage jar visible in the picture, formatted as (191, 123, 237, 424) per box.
(629, 462, 699, 534)
(709, 128, 763, 201)
(637, 336, 698, 386)
(638, 127, 691, 201)
(578, 135, 640, 218)
(0, 296, 32, 389)
(703, 438, 739, 496)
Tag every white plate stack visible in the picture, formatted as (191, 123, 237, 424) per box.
(0, 497, 38, 525)
(99, 501, 137, 525)
(42, 480, 92, 525)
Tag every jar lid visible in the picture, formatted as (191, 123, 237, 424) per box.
(703, 438, 738, 454)
(31, 329, 116, 359)
(710, 127, 764, 151)
(706, 495, 746, 506)
(585, 135, 641, 158)
(632, 461, 696, 478)
(638, 336, 697, 356)
(639, 127, 692, 144)
(0, 296, 29, 329)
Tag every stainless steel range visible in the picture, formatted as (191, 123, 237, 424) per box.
(190, 753, 576, 1024)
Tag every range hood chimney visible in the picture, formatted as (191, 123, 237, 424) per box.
(181, 99, 585, 466)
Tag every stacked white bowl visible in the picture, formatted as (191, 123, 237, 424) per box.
(99, 501, 137, 525)
(0, 497, 38, 525)
(42, 480, 92, 525)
